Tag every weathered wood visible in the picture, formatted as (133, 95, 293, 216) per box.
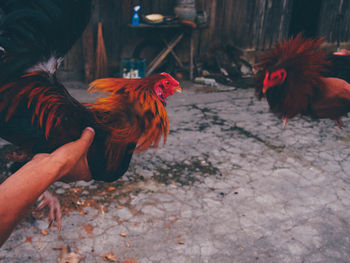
(161, 39, 184, 68)
(63, 0, 350, 81)
(190, 31, 194, 80)
(95, 22, 108, 78)
(81, 20, 95, 83)
(208, 0, 217, 47)
(146, 33, 184, 76)
(319, 0, 350, 43)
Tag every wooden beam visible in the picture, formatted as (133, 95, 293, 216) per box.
(161, 39, 184, 68)
(190, 31, 194, 80)
(146, 33, 184, 76)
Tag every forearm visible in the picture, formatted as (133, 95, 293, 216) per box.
(0, 156, 64, 246)
(0, 127, 94, 246)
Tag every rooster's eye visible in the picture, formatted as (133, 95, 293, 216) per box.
(271, 71, 282, 81)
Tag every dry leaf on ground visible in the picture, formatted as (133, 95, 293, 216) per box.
(82, 224, 94, 234)
(102, 253, 117, 262)
(40, 230, 48, 236)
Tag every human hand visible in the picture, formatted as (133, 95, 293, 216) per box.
(31, 127, 95, 182)
(0, 128, 95, 245)
(34, 127, 95, 230)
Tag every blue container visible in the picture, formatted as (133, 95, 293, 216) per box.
(121, 58, 145, 78)
(132, 12, 139, 26)
(132, 5, 140, 26)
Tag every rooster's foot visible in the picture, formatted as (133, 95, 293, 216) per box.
(37, 191, 62, 231)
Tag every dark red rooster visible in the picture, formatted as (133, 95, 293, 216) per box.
(256, 34, 350, 127)
(0, 0, 181, 225)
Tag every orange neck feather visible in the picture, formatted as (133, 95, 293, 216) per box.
(88, 77, 169, 171)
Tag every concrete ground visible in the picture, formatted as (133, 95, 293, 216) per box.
(1, 80, 350, 263)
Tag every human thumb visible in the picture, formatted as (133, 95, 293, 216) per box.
(79, 127, 95, 149)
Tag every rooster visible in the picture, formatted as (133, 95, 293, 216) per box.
(0, 0, 181, 226)
(256, 34, 350, 127)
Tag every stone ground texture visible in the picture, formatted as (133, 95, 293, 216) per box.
(1, 80, 350, 262)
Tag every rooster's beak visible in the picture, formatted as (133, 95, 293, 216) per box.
(175, 86, 182, 93)
(262, 85, 269, 94)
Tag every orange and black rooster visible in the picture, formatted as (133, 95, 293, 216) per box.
(0, 0, 181, 180)
(256, 34, 350, 127)
(0, 0, 181, 222)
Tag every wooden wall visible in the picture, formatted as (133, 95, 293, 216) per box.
(194, 0, 292, 52)
(318, 0, 350, 43)
(62, 0, 350, 81)
(195, 0, 350, 51)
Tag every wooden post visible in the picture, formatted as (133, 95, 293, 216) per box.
(82, 20, 95, 83)
(190, 30, 194, 80)
(81, 0, 99, 83)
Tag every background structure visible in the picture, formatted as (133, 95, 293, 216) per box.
(60, 0, 350, 81)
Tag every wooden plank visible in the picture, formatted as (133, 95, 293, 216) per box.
(82, 20, 95, 82)
(80, 0, 98, 82)
(208, 0, 217, 44)
(146, 33, 184, 76)
(223, 0, 234, 44)
(319, 0, 350, 43)
(190, 30, 194, 79)
(161, 39, 184, 67)
(215, 0, 224, 42)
